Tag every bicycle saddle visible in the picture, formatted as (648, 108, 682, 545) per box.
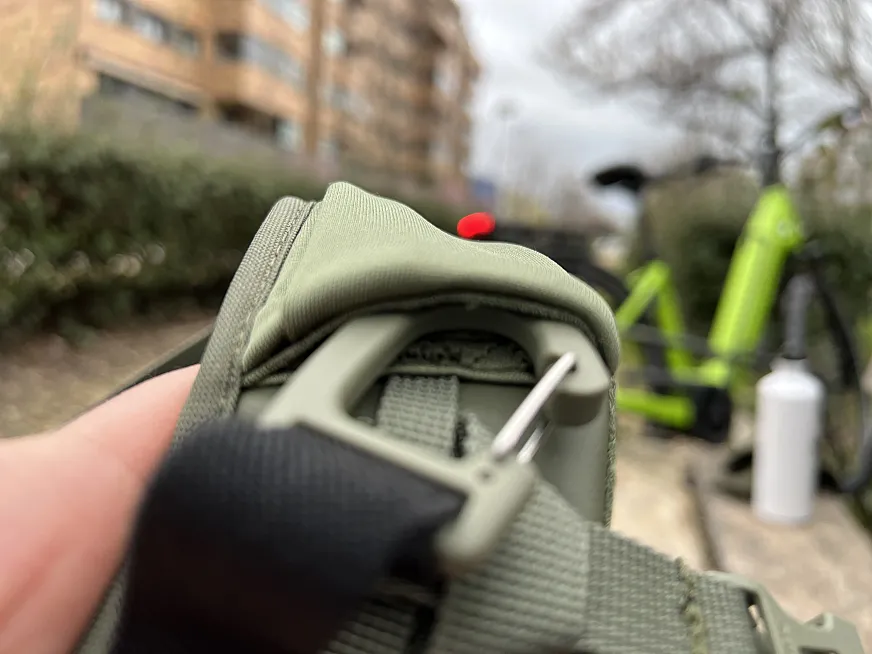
(590, 164, 649, 194)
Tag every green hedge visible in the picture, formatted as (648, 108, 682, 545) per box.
(0, 128, 469, 343)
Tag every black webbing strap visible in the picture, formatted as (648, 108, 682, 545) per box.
(110, 419, 464, 654)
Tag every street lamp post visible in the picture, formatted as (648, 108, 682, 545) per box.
(494, 99, 518, 216)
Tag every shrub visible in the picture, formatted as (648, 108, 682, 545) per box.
(0, 126, 470, 342)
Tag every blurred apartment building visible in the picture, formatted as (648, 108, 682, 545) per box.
(0, 0, 479, 190)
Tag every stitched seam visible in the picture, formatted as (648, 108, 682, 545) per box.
(679, 558, 708, 654)
(224, 200, 313, 407)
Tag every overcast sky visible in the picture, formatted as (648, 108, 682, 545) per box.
(454, 0, 683, 187)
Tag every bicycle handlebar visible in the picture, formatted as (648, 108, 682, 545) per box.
(651, 155, 745, 184)
(590, 156, 743, 194)
(592, 103, 869, 194)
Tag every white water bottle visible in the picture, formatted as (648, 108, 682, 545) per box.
(752, 273, 824, 524)
(752, 357, 825, 524)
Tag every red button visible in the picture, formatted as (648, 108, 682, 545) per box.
(457, 212, 496, 239)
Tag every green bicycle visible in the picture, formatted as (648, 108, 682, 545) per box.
(578, 106, 872, 494)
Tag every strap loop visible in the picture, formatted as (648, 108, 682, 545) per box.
(707, 572, 865, 654)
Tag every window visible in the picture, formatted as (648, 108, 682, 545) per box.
(322, 85, 351, 111)
(173, 29, 200, 56)
(276, 119, 302, 151)
(131, 9, 166, 43)
(94, 1, 200, 56)
(279, 57, 305, 86)
(95, 0, 123, 23)
(215, 33, 306, 87)
(286, 2, 310, 30)
(215, 33, 243, 59)
(261, 0, 310, 31)
(322, 29, 345, 57)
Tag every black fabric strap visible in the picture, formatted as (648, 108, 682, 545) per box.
(110, 419, 464, 654)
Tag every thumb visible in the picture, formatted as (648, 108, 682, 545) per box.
(0, 365, 199, 654)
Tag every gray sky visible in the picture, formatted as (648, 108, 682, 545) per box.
(455, 0, 683, 187)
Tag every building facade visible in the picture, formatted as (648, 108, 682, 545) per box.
(0, 0, 479, 189)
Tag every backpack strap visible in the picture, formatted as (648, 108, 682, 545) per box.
(75, 183, 864, 654)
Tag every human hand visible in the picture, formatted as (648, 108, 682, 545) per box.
(0, 366, 199, 654)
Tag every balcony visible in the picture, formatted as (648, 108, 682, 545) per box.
(210, 0, 310, 60)
(79, 19, 208, 100)
(346, 0, 431, 39)
(133, 0, 212, 26)
(347, 33, 433, 83)
(210, 60, 306, 119)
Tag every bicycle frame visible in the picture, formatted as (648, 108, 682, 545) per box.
(614, 184, 805, 430)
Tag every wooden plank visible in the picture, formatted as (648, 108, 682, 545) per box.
(689, 447, 872, 651)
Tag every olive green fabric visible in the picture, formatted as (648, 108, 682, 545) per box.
(242, 182, 620, 380)
(76, 181, 844, 654)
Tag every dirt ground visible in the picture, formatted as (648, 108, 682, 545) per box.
(0, 312, 214, 438)
(610, 418, 711, 569)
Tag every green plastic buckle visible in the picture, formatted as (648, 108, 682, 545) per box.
(709, 572, 865, 654)
(257, 307, 610, 577)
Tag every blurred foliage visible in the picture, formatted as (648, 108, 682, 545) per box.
(641, 171, 760, 334)
(0, 126, 469, 343)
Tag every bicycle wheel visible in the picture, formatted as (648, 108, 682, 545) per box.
(804, 268, 872, 496)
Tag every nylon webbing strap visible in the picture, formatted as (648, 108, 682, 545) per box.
(579, 527, 759, 654)
(323, 373, 766, 654)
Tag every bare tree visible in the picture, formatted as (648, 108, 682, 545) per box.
(546, 0, 866, 184)
(795, 0, 872, 105)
